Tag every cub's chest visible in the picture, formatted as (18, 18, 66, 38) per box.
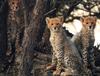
(50, 33, 64, 45)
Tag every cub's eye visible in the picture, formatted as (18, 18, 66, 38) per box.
(51, 23, 53, 25)
(91, 22, 94, 24)
(56, 23, 59, 25)
(12, 2, 15, 4)
(86, 22, 89, 24)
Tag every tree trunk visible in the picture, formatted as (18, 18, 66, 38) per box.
(19, 0, 47, 76)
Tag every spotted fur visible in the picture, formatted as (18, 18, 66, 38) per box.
(7, 0, 21, 55)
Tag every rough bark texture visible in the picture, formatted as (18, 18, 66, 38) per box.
(20, 0, 49, 76)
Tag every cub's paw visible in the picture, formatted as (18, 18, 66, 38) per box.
(46, 64, 56, 71)
(53, 69, 61, 76)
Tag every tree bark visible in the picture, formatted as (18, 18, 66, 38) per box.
(20, 0, 46, 76)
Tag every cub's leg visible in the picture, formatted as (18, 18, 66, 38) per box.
(53, 48, 64, 76)
(46, 50, 57, 71)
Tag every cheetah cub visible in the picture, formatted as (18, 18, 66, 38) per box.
(46, 16, 87, 76)
(71, 16, 97, 75)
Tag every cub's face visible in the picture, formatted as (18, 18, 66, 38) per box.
(80, 16, 97, 30)
(46, 16, 64, 32)
(8, 0, 20, 11)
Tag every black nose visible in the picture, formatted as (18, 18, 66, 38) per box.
(54, 27, 56, 30)
(89, 26, 92, 29)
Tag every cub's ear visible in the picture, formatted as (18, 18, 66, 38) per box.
(93, 16, 97, 22)
(46, 17, 50, 24)
(80, 17, 84, 22)
(58, 16, 64, 23)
